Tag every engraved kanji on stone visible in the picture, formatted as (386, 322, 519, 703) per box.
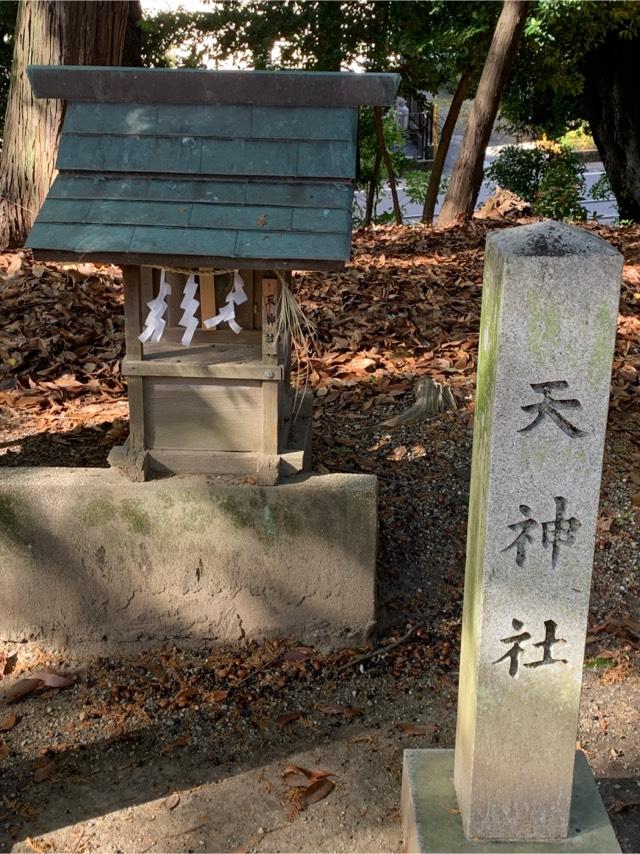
(542, 496, 581, 569)
(524, 619, 568, 669)
(518, 380, 587, 438)
(493, 619, 531, 677)
(501, 504, 538, 567)
(265, 310, 276, 325)
(265, 332, 275, 344)
(494, 619, 568, 678)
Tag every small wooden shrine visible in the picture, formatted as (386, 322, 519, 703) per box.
(26, 66, 399, 484)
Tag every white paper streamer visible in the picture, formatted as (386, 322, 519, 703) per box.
(138, 270, 171, 343)
(203, 271, 248, 335)
(178, 273, 200, 347)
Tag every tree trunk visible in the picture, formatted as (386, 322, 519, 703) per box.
(374, 106, 402, 225)
(315, 1, 342, 71)
(0, 1, 139, 249)
(364, 149, 382, 226)
(421, 71, 470, 224)
(583, 32, 640, 222)
(437, 0, 529, 229)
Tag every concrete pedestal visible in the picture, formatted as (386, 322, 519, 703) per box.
(0, 467, 377, 653)
(401, 750, 620, 853)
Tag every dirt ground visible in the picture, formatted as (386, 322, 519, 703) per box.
(0, 217, 639, 852)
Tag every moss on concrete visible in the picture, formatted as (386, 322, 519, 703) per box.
(0, 494, 29, 547)
(82, 496, 151, 536)
(82, 497, 118, 528)
(119, 500, 152, 536)
(588, 303, 616, 389)
(214, 489, 302, 544)
(527, 286, 561, 361)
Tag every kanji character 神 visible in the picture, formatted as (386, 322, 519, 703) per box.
(542, 496, 581, 569)
(501, 504, 538, 567)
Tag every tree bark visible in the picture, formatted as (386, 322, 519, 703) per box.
(583, 32, 640, 222)
(0, 1, 140, 249)
(437, 0, 530, 229)
(364, 149, 382, 226)
(421, 71, 470, 224)
(374, 106, 402, 225)
(315, 1, 342, 71)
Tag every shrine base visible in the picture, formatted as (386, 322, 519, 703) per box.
(401, 750, 620, 853)
(0, 467, 377, 653)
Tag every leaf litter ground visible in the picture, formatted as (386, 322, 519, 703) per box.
(0, 218, 639, 852)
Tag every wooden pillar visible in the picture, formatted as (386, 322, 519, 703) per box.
(111, 264, 150, 481)
(257, 275, 280, 485)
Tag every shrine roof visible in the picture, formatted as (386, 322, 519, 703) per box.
(25, 67, 399, 270)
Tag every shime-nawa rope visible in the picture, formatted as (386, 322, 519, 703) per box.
(141, 266, 316, 419)
(142, 266, 240, 277)
(275, 271, 317, 421)
(142, 266, 317, 353)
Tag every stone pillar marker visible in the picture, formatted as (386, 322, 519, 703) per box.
(401, 221, 623, 852)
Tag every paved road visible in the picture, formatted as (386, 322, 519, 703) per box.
(362, 158, 617, 226)
(362, 120, 618, 224)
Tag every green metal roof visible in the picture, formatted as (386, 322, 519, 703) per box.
(26, 68, 399, 270)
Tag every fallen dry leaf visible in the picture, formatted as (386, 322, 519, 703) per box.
(282, 769, 311, 788)
(398, 722, 438, 737)
(275, 711, 302, 728)
(143, 661, 168, 683)
(283, 647, 315, 663)
(315, 703, 350, 716)
(611, 798, 640, 814)
(6, 678, 44, 703)
(0, 711, 18, 732)
(303, 778, 335, 806)
(33, 761, 56, 783)
(1, 652, 17, 677)
(164, 793, 181, 810)
(30, 669, 75, 689)
(283, 764, 312, 780)
(207, 689, 229, 702)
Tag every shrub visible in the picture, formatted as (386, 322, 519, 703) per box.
(485, 141, 586, 221)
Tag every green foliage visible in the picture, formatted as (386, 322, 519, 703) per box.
(502, 1, 640, 138)
(486, 142, 587, 221)
(590, 172, 612, 201)
(403, 168, 430, 206)
(485, 146, 550, 204)
(403, 167, 448, 205)
(534, 154, 587, 221)
(357, 107, 407, 192)
(559, 124, 595, 151)
(140, 1, 499, 94)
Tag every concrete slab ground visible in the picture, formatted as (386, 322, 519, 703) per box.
(0, 467, 377, 651)
(401, 750, 621, 853)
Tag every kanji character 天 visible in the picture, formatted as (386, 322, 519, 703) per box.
(518, 381, 587, 438)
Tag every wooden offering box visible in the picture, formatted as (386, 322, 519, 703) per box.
(26, 67, 399, 483)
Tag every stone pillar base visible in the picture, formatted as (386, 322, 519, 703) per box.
(0, 468, 377, 653)
(401, 750, 620, 853)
